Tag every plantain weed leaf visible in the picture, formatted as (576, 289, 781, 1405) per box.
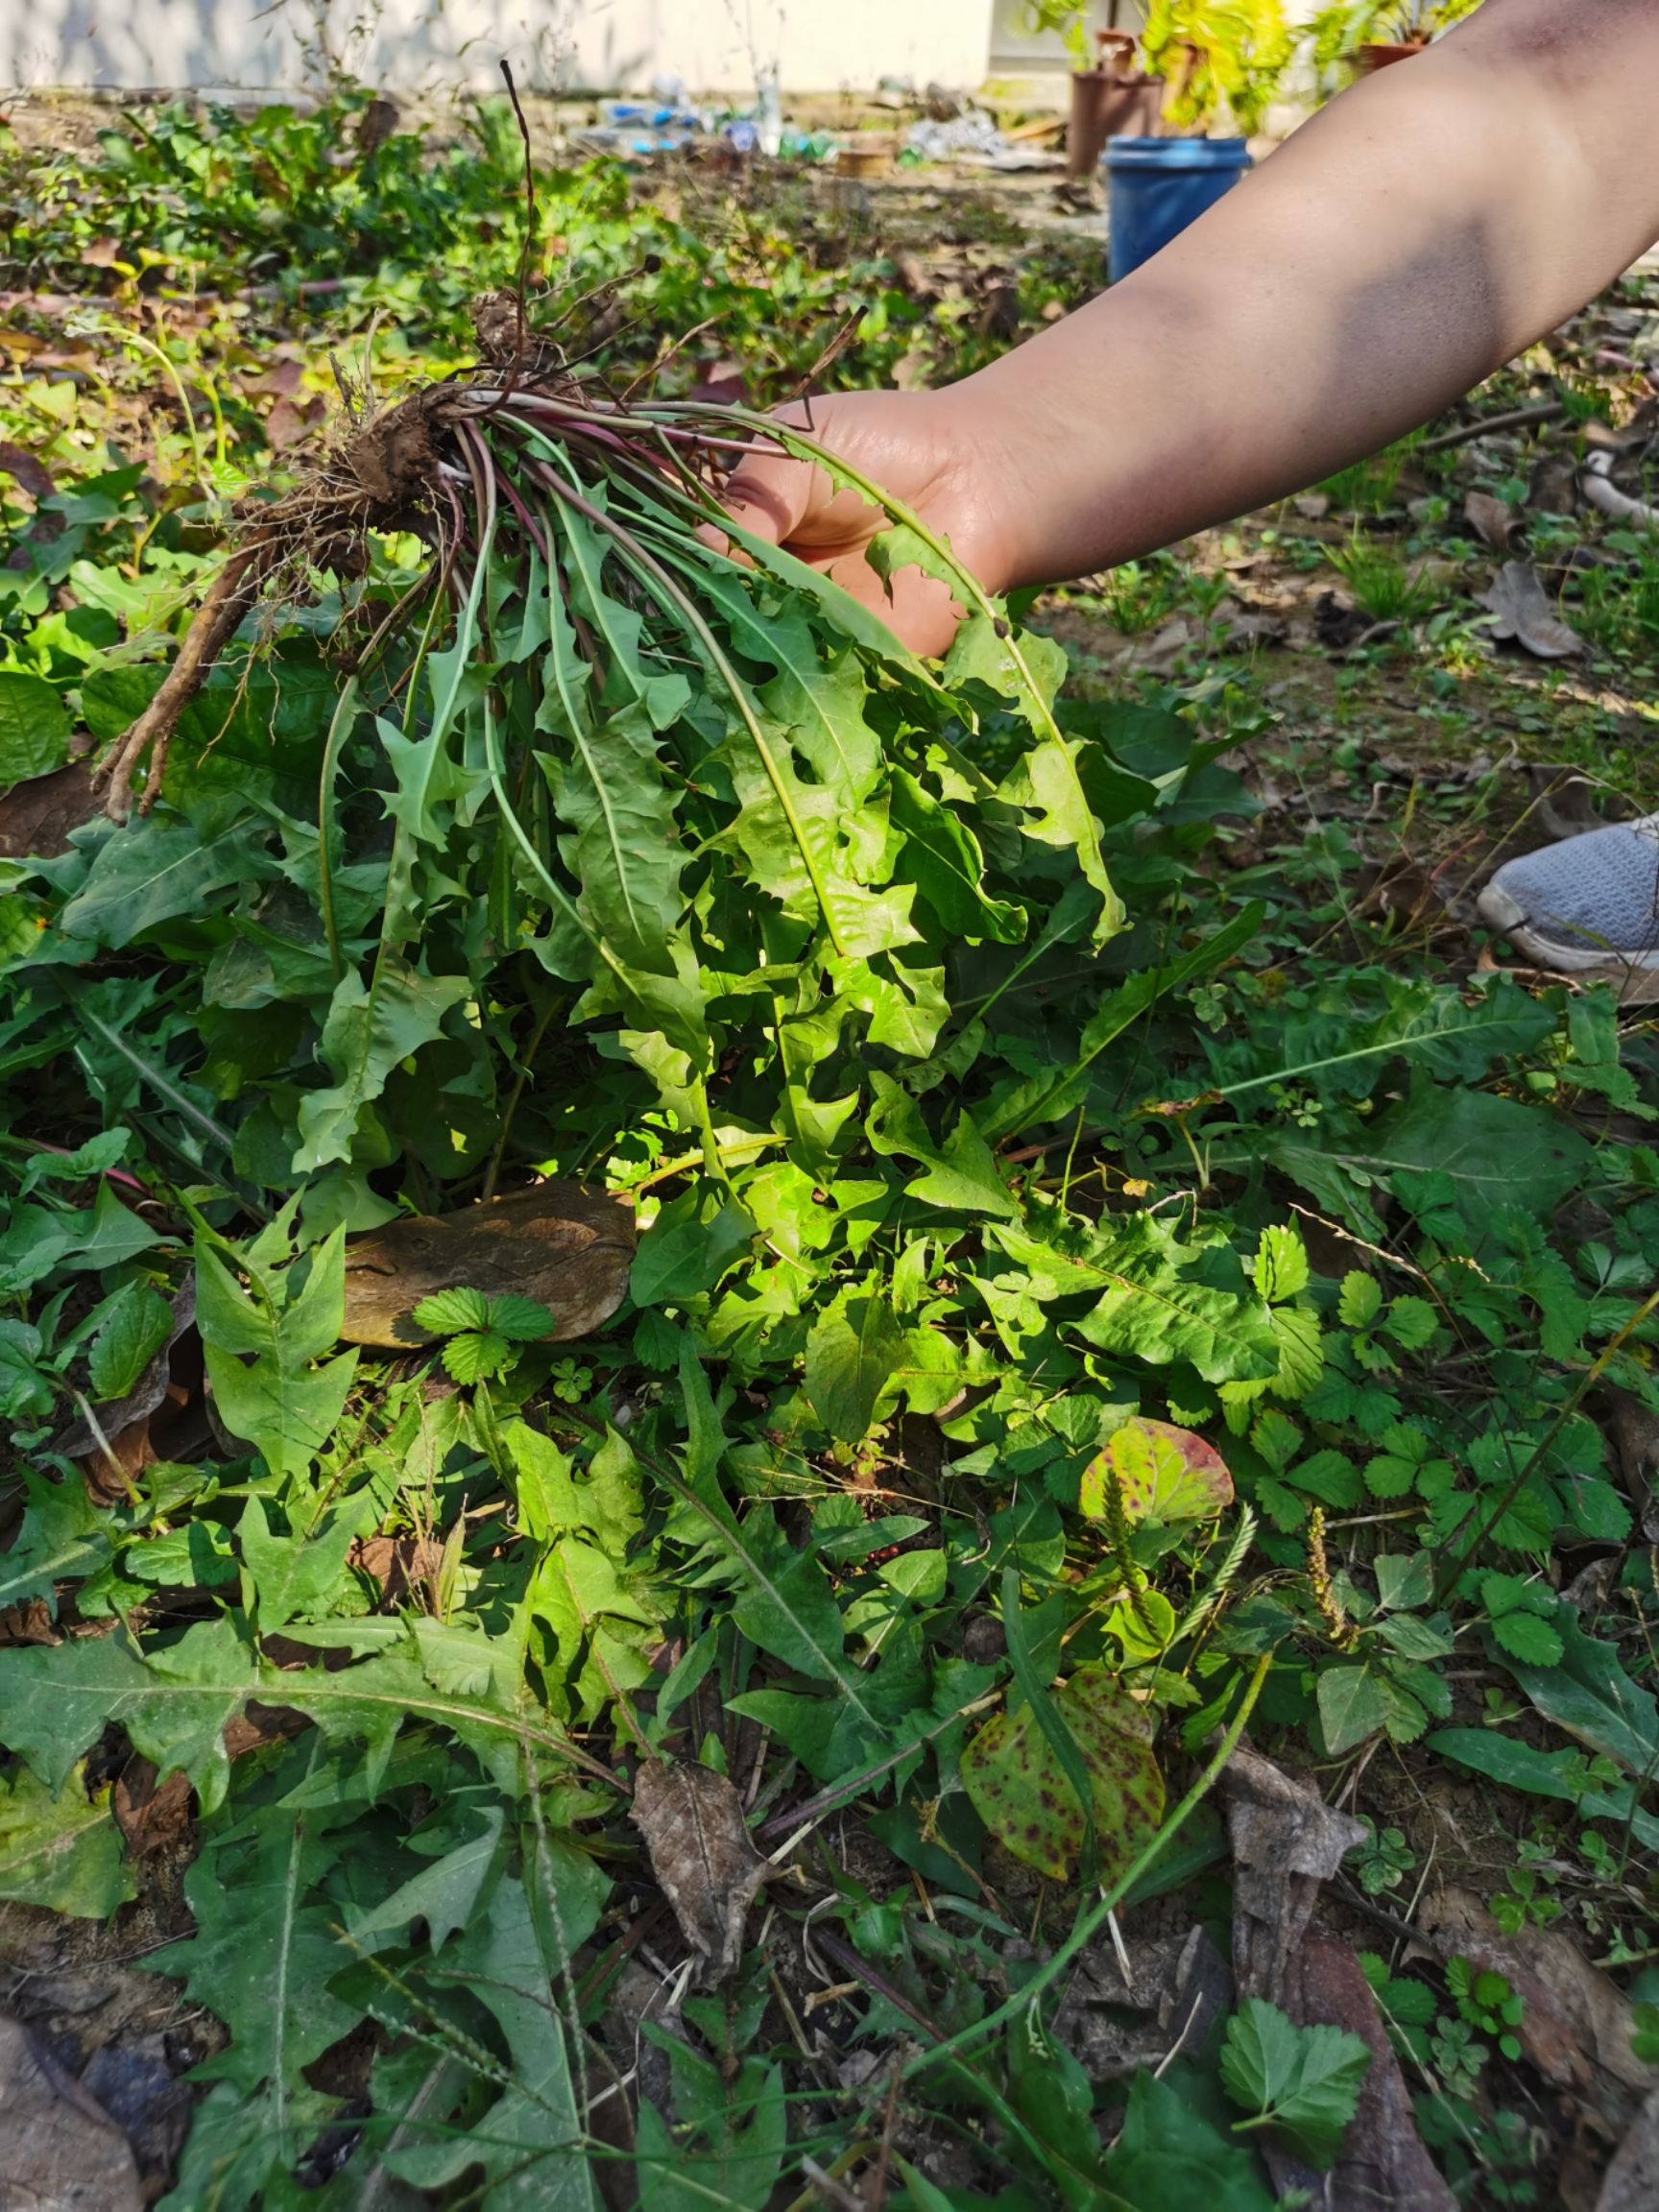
(960, 1667, 1165, 1883)
(1219, 1997, 1370, 2170)
(1505, 1606, 1659, 1776)
(1081, 1417, 1234, 1528)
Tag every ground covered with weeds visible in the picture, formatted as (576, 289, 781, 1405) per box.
(4, 84, 1659, 2212)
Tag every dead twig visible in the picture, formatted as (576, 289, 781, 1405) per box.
(1416, 400, 1564, 455)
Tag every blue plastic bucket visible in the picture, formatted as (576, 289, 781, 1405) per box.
(1104, 136, 1253, 281)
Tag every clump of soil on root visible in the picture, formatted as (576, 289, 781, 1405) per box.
(92, 292, 657, 816)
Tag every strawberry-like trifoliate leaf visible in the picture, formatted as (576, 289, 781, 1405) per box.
(412, 1286, 491, 1335)
(442, 1331, 513, 1385)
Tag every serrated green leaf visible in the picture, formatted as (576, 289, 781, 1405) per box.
(1219, 1996, 1370, 2169)
(1337, 1271, 1382, 1328)
(412, 1286, 492, 1335)
(443, 1328, 513, 1383)
(488, 1292, 559, 1341)
(1492, 1611, 1565, 1666)
(0, 1761, 132, 1916)
(1253, 1222, 1310, 1303)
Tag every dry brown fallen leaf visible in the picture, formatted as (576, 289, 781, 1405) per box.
(1224, 1747, 1455, 2211)
(1223, 1745, 1367, 2008)
(1420, 1888, 1659, 2130)
(1299, 1935, 1457, 2212)
(341, 1180, 635, 1348)
(0, 758, 103, 862)
(1598, 2085, 1659, 2211)
(1478, 558, 1582, 659)
(0, 2012, 143, 2212)
(631, 1757, 770, 1986)
(1465, 490, 1519, 554)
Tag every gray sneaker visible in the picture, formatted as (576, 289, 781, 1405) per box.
(1478, 817, 1659, 1001)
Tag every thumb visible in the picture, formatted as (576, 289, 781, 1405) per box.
(719, 444, 821, 548)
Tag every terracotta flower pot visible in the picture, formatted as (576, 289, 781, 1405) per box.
(1068, 32, 1164, 180)
(1354, 38, 1428, 73)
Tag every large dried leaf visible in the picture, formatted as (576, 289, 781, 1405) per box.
(341, 1180, 635, 1348)
(631, 1757, 769, 1985)
(1081, 1416, 1233, 1527)
(1599, 2087, 1659, 2212)
(0, 2015, 142, 2212)
(961, 1668, 1165, 1882)
(1478, 559, 1581, 659)
(1421, 1888, 1659, 2128)
(1224, 1746, 1366, 2009)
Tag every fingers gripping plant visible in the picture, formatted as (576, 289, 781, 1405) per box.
(91, 290, 1125, 1203)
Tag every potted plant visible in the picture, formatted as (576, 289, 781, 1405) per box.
(1104, 1, 1293, 279)
(1021, 2, 1166, 181)
(1306, 0, 1481, 84)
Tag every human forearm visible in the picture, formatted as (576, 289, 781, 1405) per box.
(941, 0, 1659, 589)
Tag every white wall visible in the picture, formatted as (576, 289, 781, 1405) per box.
(0, 0, 998, 96)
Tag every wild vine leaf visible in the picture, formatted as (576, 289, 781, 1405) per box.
(1081, 1418, 1234, 1527)
(960, 1668, 1165, 1882)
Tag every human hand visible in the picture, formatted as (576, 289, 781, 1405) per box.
(717, 387, 1022, 657)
